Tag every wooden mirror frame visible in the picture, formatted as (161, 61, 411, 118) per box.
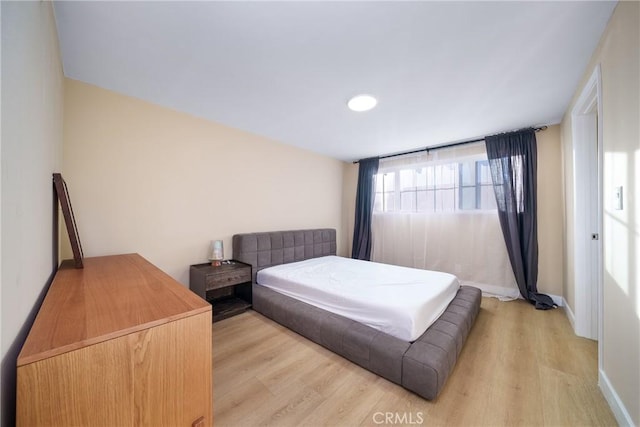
(53, 173, 84, 268)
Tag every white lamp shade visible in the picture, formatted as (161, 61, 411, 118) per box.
(210, 240, 224, 260)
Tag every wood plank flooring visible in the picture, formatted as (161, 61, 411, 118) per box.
(212, 298, 617, 426)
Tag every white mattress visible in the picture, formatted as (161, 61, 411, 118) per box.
(256, 256, 460, 341)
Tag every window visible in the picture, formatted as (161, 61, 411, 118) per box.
(374, 156, 497, 213)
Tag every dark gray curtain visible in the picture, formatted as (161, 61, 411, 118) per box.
(485, 129, 555, 309)
(352, 157, 379, 260)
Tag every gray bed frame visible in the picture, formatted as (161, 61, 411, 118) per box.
(232, 228, 481, 400)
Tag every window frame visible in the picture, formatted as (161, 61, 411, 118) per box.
(375, 155, 496, 214)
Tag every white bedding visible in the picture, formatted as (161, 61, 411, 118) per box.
(256, 256, 460, 341)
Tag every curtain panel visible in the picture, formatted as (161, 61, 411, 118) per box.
(352, 157, 380, 260)
(370, 143, 520, 299)
(485, 129, 554, 309)
(371, 211, 519, 298)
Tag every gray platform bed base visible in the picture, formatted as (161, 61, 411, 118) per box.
(232, 228, 481, 400)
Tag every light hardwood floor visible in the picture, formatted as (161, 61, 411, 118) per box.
(213, 298, 616, 426)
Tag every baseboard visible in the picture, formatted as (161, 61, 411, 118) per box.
(563, 298, 576, 331)
(460, 282, 519, 300)
(461, 282, 565, 308)
(599, 369, 635, 426)
(548, 293, 563, 307)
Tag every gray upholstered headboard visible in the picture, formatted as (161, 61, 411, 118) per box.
(232, 229, 337, 283)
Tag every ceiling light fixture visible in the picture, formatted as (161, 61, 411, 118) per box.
(347, 94, 377, 112)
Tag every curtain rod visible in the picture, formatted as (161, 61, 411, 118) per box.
(353, 126, 548, 164)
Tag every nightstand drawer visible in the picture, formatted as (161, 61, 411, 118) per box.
(205, 268, 251, 290)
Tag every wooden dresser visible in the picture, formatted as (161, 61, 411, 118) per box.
(16, 254, 212, 427)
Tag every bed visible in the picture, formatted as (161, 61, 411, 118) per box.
(232, 228, 481, 400)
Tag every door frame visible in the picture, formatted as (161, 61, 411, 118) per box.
(570, 65, 603, 365)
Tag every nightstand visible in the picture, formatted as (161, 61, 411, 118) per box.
(189, 260, 252, 322)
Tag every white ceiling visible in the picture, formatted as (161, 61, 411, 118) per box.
(53, 1, 616, 162)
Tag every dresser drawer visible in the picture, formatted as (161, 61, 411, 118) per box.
(205, 268, 251, 290)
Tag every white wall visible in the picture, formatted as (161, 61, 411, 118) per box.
(62, 79, 346, 286)
(561, 2, 640, 424)
(0, 2, 64, 424)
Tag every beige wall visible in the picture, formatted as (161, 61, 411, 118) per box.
(342, 162, 358, 256)
(560, 2, 639, 424)
(1, 2, 64, 424)
(62, 79, 346, 285)
(536, 125, 564, 297)
(341, 125, 565, 297)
